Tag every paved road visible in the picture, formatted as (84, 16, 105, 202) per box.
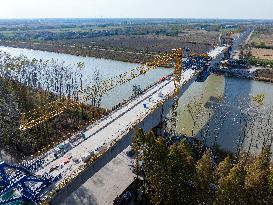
(231, 29, 254, 59)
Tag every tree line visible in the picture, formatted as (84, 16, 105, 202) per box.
(133, 128, 273, 205)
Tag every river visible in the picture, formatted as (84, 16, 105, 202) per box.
(175, 74, 273, 156)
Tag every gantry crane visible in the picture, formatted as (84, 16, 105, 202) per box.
(19, 49, 183, 132)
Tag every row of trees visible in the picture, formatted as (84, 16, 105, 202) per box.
(133, 128, 273, 205)
(0, 24, 183, 42)
(248, 57, 273, 69)
(0, 51, 106, 159)
(250, 42, 273, 50)
(0, 50, 105, 109)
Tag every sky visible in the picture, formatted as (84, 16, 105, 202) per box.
(0, 0, 272, 20)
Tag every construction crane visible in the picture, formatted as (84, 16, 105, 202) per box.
(168, 49, 183, 135)
(20, 99, 81, 131)
(19, 49, 183, 132)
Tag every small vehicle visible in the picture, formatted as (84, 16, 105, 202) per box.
(63, 158, 70, 165)
(143, 103, 148, 109)
(82, 151, 95, 162)
(81, 132, 87, 140)
(122, 191, 132, 201)
(49, 165, 59, 172)
(158, 91, 164, 98)
(113, 191, 132, 205)
(160, 76, 166, 81)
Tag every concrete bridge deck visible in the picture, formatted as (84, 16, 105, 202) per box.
(38, 46, 226, 203)
(37, 69, 196, 183)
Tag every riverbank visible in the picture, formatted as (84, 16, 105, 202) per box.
(0, 40, 156, 64)
(0, 36, 215, 64)
(217, 66, 273, 84)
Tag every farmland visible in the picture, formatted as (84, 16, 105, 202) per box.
(248, 26, 273, 61)
(0, 19, 229, 63)
(249, 27, 273, 48)
(251, 48, 273, 60)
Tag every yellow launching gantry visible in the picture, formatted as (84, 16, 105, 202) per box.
(19, 48, 183, 131)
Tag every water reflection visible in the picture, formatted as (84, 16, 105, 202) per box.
(176, 75, 273, 156)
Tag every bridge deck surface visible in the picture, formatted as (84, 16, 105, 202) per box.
(36, 69, 196, 180)
(33, 46, 227, 200)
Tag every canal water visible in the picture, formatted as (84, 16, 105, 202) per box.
(1, 46, 273, 161)
(175, 74, 273, 156)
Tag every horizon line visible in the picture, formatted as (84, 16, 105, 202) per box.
(0, 17, 272, 21)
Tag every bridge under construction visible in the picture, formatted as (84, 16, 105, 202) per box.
(0, 45, 227, 205)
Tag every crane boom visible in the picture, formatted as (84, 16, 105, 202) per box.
(19, 49, 183, 131)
